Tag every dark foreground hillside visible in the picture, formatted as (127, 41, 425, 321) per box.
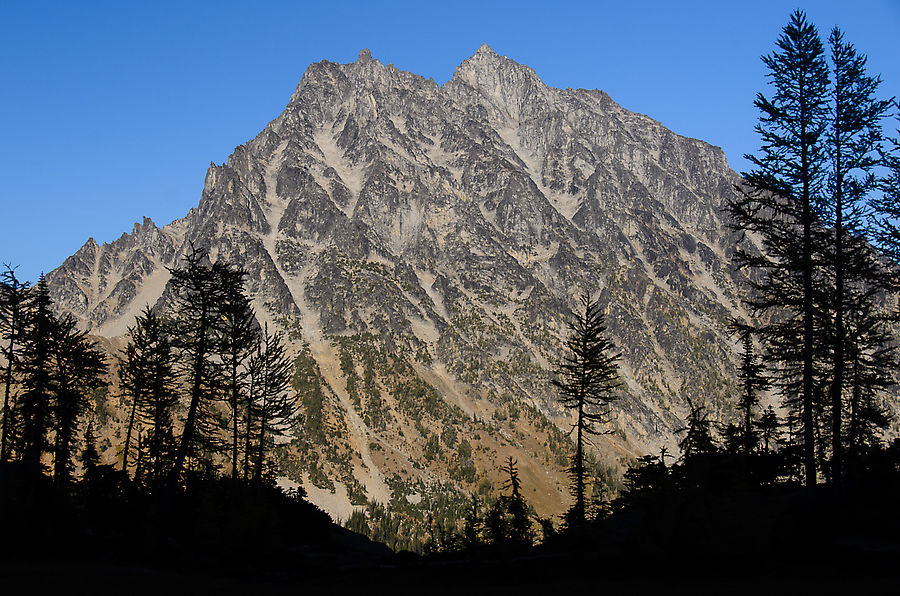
(3, 461, 900, 596)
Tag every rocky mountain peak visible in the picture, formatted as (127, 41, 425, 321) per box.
(47, 46, 758, 520)
(61, 237, 99, 279)
(447, 43, 550, 126)
(471, 43, 499, 60)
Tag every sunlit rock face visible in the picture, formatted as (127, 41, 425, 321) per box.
(47, 45, 750, 518)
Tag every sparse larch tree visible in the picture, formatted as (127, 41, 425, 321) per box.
(167, 246, 232, 485)
(248, 324, 295, 484)
(552, 294, 620, 530)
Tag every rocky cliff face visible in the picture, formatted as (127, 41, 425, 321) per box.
(47, 45, 750, 518)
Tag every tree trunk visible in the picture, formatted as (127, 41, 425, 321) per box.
(53, 388, 74, 489)
(243, 372, 254, 482)
(255, 413, 266, 484)
(572, 398, 585, 528)
(829, 81, 846, 489)
(122, 388, 139, 475)
(231, 359, 239, 479)
(801, 93, 817, 489)
(169, 313, 208, 486)
(831, 191, 845, 489)
(152, 386, 164, 488)
(1, 302, 18, 464)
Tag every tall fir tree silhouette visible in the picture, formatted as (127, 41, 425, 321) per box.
(727, 10, 830, 488)
(19, 276, 55, 477)
(821, 26, 892, 487)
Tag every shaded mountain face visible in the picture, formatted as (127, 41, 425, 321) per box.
(47, 45, 749, 518)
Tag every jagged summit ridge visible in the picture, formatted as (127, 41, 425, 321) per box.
(48, 47, 748, 519)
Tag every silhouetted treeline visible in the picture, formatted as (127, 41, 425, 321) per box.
(1, 247, 300, 495)
(728, 9, 900, 490)
(1, 271, 106, 490)
(0, 248, 337, 572)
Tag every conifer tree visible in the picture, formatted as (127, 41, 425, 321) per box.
(81, 417, 100, 478)
(118, 306, 178, 485)
(218, 268, 258, 480)
(242, 351, 262, 481)
(462, 495, 481, 548)
(756, 405, 780, 454)
(119, 333, 146, 476)
(727, 10, 830, 487)
(861, 111, 900, 478)
(19, 276, 56, 476)
(50, 314, 106, 489)
(133, 431, 146, 487)
(552, 294, 620, 529)
(484, 498, 507, 547)
(821, 27, 893, 486)
(843, 297, 894, 473)
(500, 456, 531, 545)
(167, 246, 232, 485)
(677, 398, 717, 460)
(723, 422, 743, 456)
(735, 330, 768, 456)
(588, 475, 608, 522)
(1, 265, 29, 464)
(872, 118, 900, 261)
(248, 324, 295, 483)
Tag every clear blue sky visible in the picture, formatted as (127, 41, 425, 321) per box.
(1, 0, 898, 283)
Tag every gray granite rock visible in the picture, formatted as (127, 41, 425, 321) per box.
(47, 46, 755, 495)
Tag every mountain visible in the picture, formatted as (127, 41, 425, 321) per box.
(47, 45, 752, 520)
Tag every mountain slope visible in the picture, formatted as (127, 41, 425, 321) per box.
(48, 45, 750, 519)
